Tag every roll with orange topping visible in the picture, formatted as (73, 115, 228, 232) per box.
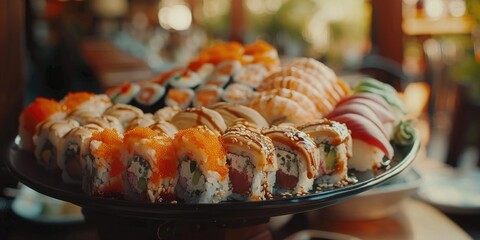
(18, 98, 67, 150)
(123, 127, 178, 203)
(62, 92, 112, 113)
(173, 126, 231, 203)
(82, 128, 125, 198)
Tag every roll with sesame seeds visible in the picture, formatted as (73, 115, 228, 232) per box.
(173, 126, 231, 203)
(262, 126, 320, 195)
(222, 124, 277, 201)
(296, 119, 352, 185)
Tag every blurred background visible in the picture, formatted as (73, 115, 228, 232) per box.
(11, 0, 480, 178)
(1, 0, 480, 239)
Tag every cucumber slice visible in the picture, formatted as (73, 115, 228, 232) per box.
(192, 168, 202, 186)
(325, 149, 337, 171)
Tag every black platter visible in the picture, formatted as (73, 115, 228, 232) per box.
(6, 135, 419, 223)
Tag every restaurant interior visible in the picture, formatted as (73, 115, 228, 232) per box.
(1, 0, 480, 239)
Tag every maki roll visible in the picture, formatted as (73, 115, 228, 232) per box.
(106, 82, 141, 104)
(165, 87, 195, 109)
(222, 124, 277, 201)
(222, 83, 254, 105)
(103, 104, 144, 129)
(126, 114, 156, 131)
(123, 127, 178, 202)
(173, 126, 231, 203)
(193, 85, 224, 108)
(168, 69, 203, 89)
(18, 98, 67, 150)
(153, 106, 181, 122)
(83, 128, 125, 198)
(297, 119, 352, 185)
(131, 82, 166, 113)
(57, 124, 103, 184)
(149, 120, 178, 138)
(210, 102, 269, 129)
(33, 119, 80, 171)
(83, 115, 124, 134)
(62, 92, 112, 113)
(67, 109, 101, 125)
(170, 107, 227, 134)
(262, 126, 320, 195)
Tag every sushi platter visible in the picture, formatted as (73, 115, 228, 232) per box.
(8, 40, 420, 223)
(7, 135, 418, 221)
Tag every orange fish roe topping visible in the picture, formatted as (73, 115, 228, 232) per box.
(124, 127, 177, 179)
(62, 92, 96, 110)
(90, 128, 124, 177)
(173, 127, 228, 179)
(20, 98, 67, 135)
(150, 137, 178, 182)
(245, 40, 276, 55)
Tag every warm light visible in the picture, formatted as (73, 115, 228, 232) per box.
(158, 3, 192, 31)
(203, 0, 229, 18)
(425, 0, 446, 19)
(448, 0, 466, 17)
(403, 82, 431, 118)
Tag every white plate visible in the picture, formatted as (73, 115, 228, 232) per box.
(11, 185, 84, 224)
(416, 167, 480, 214)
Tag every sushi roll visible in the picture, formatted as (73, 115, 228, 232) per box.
(123, 127, 178, 202)
(233, 64, 268, 89)
(222, 83, 254, 105)
(153, 106, 181, 122)
(164, 87, 195, 109)
(173, 126, 231, 203)
(67, 109, 101, 126)
(211, 60, 242, 78)
(210, 102, 269, 129)
(149, 120, 178, 138)
(296, 119, 352, 185)
(33, 119, 80, 171)
(222, 124, 277, 201)
(131, 82, 166, 113)
(105, 82, 141, 104)
(193, 85, 224, 108)
(18, 98, 67, 150)
(57, 124, 104, 184)
(82, 128, 125, 198)
(248, 92, 316, 125)
(103, 104, 144, 129)
(204, 75, 230, 88)
(262, 126, 320, 195)
(125, 114, 155, 131)
(83, 115, 124, 134)
(62, 92, 112, 113)
(170, 107, 227, 134)
(168, 69, 203, 89)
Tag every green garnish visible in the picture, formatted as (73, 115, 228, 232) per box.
(192, 168, 202, 185)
